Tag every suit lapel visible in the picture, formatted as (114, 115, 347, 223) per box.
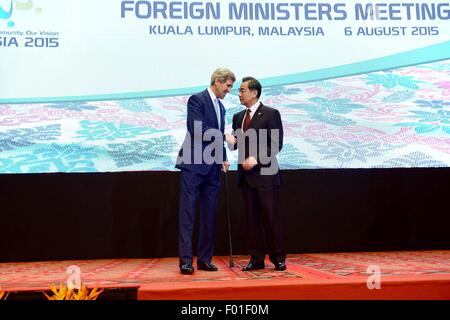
(218, 99, 225, 132)
(202, 90, 219, 129)
(248, 103, 264, 129)
(238, 110, 246, 129)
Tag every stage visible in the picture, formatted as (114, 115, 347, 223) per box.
(1, 250, 449, 300)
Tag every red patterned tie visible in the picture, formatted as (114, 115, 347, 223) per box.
(243, 108, 251, 131)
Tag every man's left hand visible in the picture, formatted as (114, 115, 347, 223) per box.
(242, 156, 257, 171)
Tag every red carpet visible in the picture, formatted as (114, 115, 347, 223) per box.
(1, 251, 449, 300)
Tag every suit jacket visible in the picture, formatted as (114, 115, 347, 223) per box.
(176, 89, 227, 175)
(232, 103, 283, 187)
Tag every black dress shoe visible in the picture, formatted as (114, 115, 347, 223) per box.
(242, 260, 265, 271)
(197, 261, 218, 271)
(274, 261, 286, 271)
(180, 263, 194, 275)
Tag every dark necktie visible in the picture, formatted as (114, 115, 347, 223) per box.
(243, 108, 251, 131)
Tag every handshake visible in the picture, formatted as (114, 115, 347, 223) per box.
(225, 133, 237, 146)
(224, 133, 257, 171)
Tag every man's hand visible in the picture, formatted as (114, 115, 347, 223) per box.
(225, 134, 236, 145)
(222, 161, 230, 172)
(242, 156, 257, 171)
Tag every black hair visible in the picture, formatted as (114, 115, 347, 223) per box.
(242, 76, 262, 99)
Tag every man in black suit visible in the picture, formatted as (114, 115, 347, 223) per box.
(227, 77, 286, 271)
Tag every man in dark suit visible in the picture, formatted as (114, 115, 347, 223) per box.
(176, 68, 236, 274)
(227, 77, 286, 271)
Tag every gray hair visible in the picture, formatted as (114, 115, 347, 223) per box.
(210, 68, 236, 85)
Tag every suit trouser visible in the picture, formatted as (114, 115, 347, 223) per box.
(241, 178, 285, 263)
(178, 165, 220, 265)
